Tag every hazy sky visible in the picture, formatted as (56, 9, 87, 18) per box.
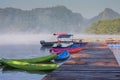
(0, 0, 120, 18)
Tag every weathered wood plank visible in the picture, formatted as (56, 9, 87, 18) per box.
(56, 65, 120, 71)
(47, 71, 120, 77)
(43, 71, 120, 80)
(43, 74, 120, 80)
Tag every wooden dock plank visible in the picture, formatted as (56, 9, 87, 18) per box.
(56, 65, 120, 71)
(43, 72, 120, 80)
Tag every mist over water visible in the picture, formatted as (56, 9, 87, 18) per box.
(0, 33, 119, 45)
(0, 34, 54, 45)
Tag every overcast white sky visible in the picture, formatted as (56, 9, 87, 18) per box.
(0, 0, 120, 18)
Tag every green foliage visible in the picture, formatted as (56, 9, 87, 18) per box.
(86, 18, 120, 34)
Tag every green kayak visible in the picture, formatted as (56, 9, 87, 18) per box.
(1, 59, 59, 71)
(0, 54, 57, 64)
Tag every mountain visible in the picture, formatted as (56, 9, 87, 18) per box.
(0, 6, 86, 34)
(0, 6, 120, 34)
(88, 8, 120, 26)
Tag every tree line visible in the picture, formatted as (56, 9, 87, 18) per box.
(86, 18, 120, 34)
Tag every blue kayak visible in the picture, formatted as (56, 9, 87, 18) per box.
(70, 42, 88, 48)
(55, 50, 70, 60)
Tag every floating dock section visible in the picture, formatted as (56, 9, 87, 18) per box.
(42, 42, 120, 80)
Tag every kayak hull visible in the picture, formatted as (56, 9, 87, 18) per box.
(55, 50, 70, 60)
(50, 47, 83, 54)
(0, 54, 57, 64)
(1, 59, 59, 71)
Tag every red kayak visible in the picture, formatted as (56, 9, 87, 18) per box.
(50, 47, 83, 54)
(68, 47, 83, 53)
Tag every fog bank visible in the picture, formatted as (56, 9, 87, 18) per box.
(0, 34, 119, 45)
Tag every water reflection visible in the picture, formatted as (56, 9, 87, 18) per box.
(1, 70, 46, 80)
(2, 66, 51, 74)
(40, 46, 51, 52)
(108, 44, 120, 66)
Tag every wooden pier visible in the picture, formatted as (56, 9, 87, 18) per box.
(42, 42, 120, 80)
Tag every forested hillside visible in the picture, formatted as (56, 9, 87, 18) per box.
(86, 18, 120, 34)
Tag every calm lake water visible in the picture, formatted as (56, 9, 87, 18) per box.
(0, 44, 51, 80)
